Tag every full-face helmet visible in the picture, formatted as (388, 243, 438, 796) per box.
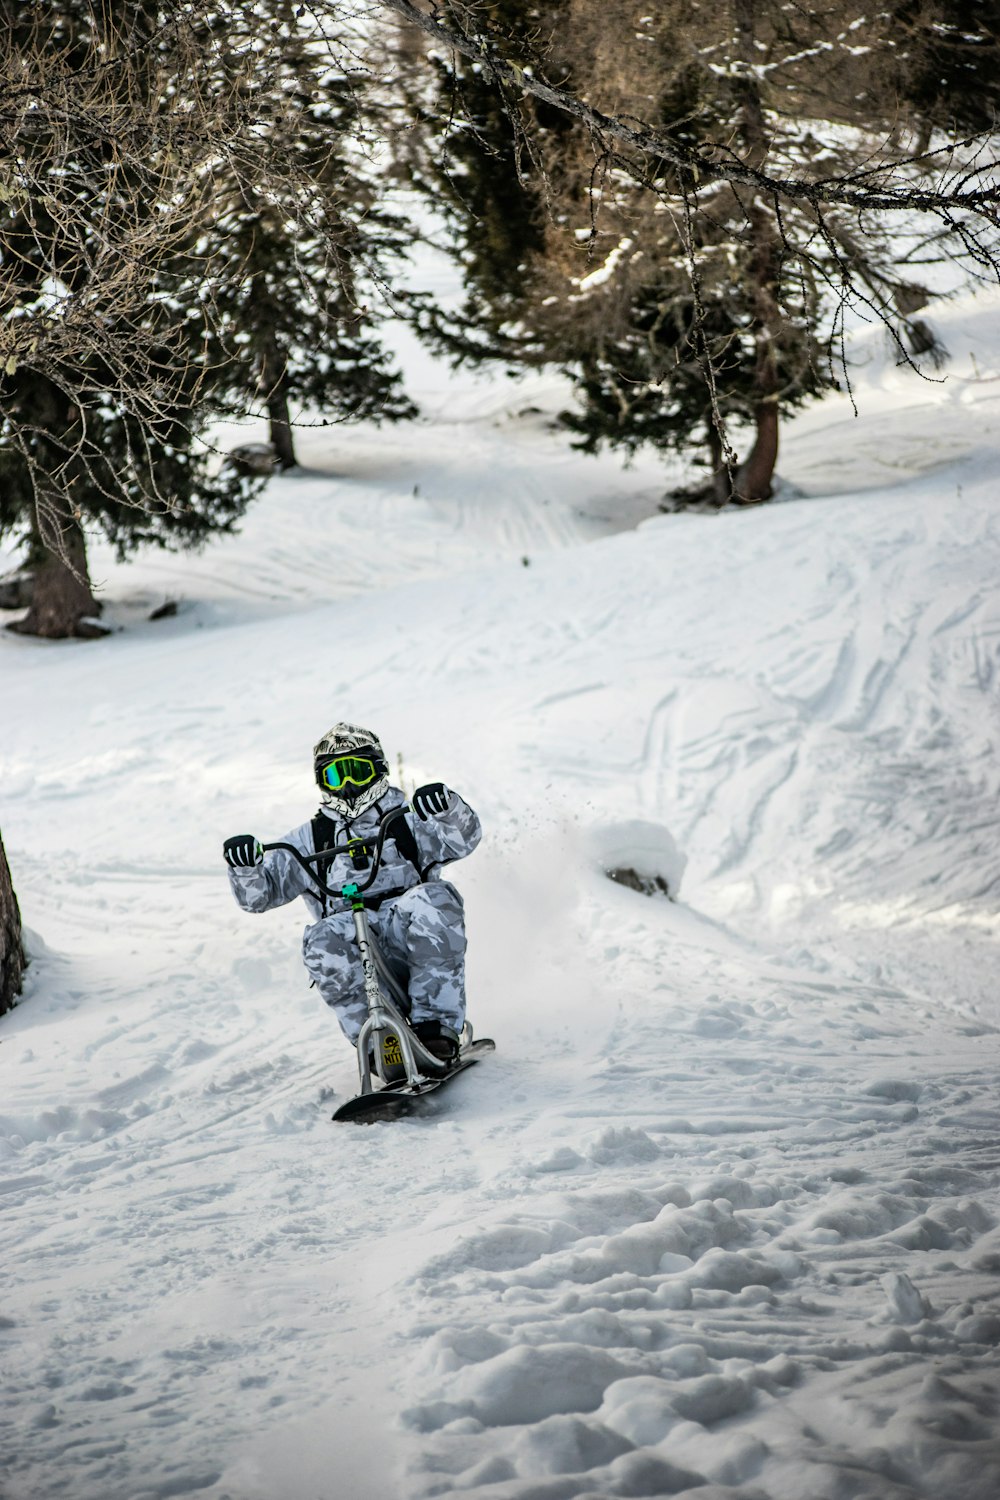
(313, 722, 389, 815)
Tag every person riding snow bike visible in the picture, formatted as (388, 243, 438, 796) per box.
(222, 722, 481, 1062)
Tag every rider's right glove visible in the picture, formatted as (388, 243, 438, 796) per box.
(223, 834, 263, 868)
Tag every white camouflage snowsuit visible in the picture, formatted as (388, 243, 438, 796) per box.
(226, 785, 481, 1042)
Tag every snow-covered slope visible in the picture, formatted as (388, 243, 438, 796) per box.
(2, 291, 1000, 1500)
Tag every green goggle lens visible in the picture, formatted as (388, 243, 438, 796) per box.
(320, 755, 379, 790)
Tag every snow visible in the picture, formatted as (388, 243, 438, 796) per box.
(2, 284, 1000, 1500)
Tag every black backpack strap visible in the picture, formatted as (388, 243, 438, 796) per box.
(387, 805, 432, 882)
(372, 801, 433, 883)
(311, 811, 343, 916)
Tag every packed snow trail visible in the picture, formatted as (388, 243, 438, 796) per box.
(2, 291, 1000, 1499)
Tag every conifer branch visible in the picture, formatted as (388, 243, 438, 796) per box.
(377, 0, 1000, 221)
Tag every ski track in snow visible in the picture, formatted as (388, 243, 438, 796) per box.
(2, 293, 1000, 1499)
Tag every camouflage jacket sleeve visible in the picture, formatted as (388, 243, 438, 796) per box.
(226, 821, 316, 914)
(411, 788, 482, 876)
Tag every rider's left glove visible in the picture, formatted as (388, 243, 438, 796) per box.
(223, 834, 263, 868)
(412, 783, 450, 820)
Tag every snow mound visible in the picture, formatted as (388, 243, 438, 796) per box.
(587, 819, 687, 900)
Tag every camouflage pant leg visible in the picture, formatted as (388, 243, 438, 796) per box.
(301, 914, 370, 1043)
(381, 881, 468, 1031)
(301, 882, 468, 1042)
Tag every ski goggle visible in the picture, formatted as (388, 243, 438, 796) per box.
(318, 754, 382, 791)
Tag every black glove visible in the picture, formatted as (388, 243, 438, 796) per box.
(412, 783, 450, 821)
(223, 834, 263, 868)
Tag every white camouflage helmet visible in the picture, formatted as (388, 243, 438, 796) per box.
(313, 721, 390, 815)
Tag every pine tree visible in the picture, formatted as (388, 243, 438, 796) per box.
(532, 4, 829, 504)
(393, 0, 980, 502)
(0, 1, 415, 635)
(0, 1, 267, 635)
(390, 0, 568, 365)
(209, 1, 416, 470)
(894, 0, 1000, 137)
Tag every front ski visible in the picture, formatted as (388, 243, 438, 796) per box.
(332, 1038, 496, 1123)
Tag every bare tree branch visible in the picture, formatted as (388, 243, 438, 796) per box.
(377, 0, 1000, 221)
(0, 0, 400, 602)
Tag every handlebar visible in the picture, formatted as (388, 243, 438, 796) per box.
(261, 804, 408, 900)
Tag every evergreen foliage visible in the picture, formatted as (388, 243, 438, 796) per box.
(209, 0, 416, 468)
(393, 1, 561, 364)
(393, 0, 985, 502)
(0, 0, 414, 633)
(0, 0, 261, 620)
(895, 0, 1000, 135)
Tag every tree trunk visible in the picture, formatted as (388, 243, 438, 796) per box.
(0, 829, 25, 1017)
(268, 380, 296, 470)
(707, 422, 733, 506)
(7, 509, 106, 639)
(733, 396, 778, 503)
(704, 321, 780, 505)
(731, 0, 781, 504)
(260, 331, 296, 470)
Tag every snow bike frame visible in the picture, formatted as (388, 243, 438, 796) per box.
(261, 808, 456, 1095)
